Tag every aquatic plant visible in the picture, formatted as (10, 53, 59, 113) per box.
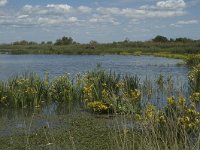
(186, 54, 200, 66)
(87, 101, 110, 113)
(190, 92, 200, 103)
(0, 73, 49, 109)
(82, 69, 141, 114)
(135, 95, 200, 135)
(1, 68, 200, 150)
(188, 64, 200, 92)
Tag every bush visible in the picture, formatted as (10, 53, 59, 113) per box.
(188, 64, 200, 92)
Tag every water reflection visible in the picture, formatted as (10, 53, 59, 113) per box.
(0, 55, 188, 82)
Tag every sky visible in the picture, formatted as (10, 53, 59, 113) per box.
(0, 0, 200, 43)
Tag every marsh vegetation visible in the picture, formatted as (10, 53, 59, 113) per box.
(0, 35, 200, 149)
(0, 36, 200, 62)
(0, 62, 200, 149)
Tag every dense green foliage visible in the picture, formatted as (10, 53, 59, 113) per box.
(0, 69, 141, 114)
(0, 36, 199, 58)
(152, 35, 169, 42)
(54, 36, 75, 45)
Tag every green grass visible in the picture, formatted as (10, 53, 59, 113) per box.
(0, 109, 200, 150)
(0, 41, 200, 57)
(186, 55, 200, 66)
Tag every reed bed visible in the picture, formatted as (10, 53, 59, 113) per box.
(0, 68, 140, 114)
(1, 66, 200, 150)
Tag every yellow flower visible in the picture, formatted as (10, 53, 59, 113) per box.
(187, 108, 198, 115)
(145, 104, 155, 121)
(167, 96, 175, 105)
(87, 101, 109, 113)
(188, 123, 195, 129)
(184, 116, 190, 122)
(102, 83, 107, 87)
(102, 89, 109, 97)
(190, 92, 200, 102)
(135, 114, 142, 121)
(159, 115, 166, 123)
(116, 82, 124, 88)
(130, 89, 141, 102)
(178, 96, 185, 106)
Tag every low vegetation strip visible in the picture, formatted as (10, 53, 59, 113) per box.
(0, 35, 200, 63)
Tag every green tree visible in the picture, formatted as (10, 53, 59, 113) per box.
(54, 36, 74, 45)
(152, 35, 168, 42)
(47, 41, 53, 45)
(175, 37, 192, 42)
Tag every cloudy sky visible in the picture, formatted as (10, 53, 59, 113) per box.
(0, 0, 199, 43)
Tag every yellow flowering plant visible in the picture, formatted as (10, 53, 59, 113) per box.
(87, 101, 111, 114)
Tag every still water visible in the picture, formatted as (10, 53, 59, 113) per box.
(0, 54, 188, 81)
(0, 55, 190, 137)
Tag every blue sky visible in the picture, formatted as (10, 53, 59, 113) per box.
(0, 0, 200, 43)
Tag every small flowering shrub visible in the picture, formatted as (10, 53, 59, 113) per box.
(83, 69, 141, 114)
(6, 74, 48, 108)
(177, 108, 200, 132)
(186, 54, 200, 66)
(0, 95, 8, 107)
(87, 101, 111, 114)
(188, 64, 200, 92)
(49, 75, 72, 103)
(190, 92, 200, 103)
(136, 95, 200, 134)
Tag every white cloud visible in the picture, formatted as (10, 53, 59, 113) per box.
(17, 15, 29, 19)
(67, 17, 78, 23)
(22, 5, 48, 15)
(128, 19, 141, 25)
(140, 0, 186, 10)
(0, 0, 7, 6)
(0, 3, 80, 27)
(22, 4, 72, 15)
(176, 19, 199, 25)
(157, 0, 186, 9)
(37, 17, 65, 26)
(46, 4, 72, 12)
(97, 7, 121, 15)
(96, 0, 187, 19)
(97, 6, 185, 18)
(170, 19, 199, 27)
(0, 1, 188, 29)
(78, 6, 92, 13)
(170, 23, 182, 27)
(89, 14, 120, 25)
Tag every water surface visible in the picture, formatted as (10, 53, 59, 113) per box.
(0, 54, 190, 137)
(0, 55, 188, 82)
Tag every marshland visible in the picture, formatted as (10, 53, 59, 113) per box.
(0, 50, 200, 149)
(1, 0, 200, 148)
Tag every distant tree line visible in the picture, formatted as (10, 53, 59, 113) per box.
(12, 36, 77, 46)
(13, 40, 38, 45)
(8, 35, 200, 46)
(152, 35, 194, 43)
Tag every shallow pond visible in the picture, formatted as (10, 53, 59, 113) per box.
(0, 55, 190, 143)
(0, 54, 188, 81)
